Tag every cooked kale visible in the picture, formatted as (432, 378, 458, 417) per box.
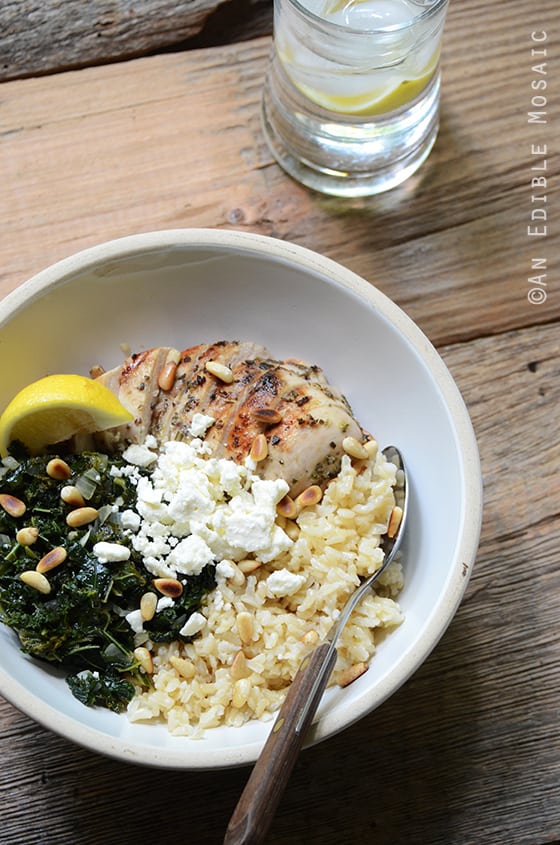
(0, 452, 215, 712)
(66, 669, 136, 712)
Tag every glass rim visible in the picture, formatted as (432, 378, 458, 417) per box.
(283, 0, 449, 35)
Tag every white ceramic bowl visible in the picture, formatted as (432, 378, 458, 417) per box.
(0, 229, 482, 769)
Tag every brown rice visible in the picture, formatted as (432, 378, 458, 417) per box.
(127, 446, 404, 736)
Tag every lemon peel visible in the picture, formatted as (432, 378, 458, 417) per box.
(0, 374, 133, 457)
(296, 63, 436, 116)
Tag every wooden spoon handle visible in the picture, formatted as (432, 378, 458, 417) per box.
(224, 641, 338, 845)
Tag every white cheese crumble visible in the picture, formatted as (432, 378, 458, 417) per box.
(128, 439, 293, 580)
(122, 441, 158, 468)
(125, 609, 144, 633)
(215, 559, 237, 580)
(156, 596, 174, 612)
(179, 612, 206, 638)
(93, 541, 131, 563)
(121, 509, 141, 531)
(189, 412, 215, 438)
(266, 569, 306, 598)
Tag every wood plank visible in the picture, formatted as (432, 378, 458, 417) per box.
(0, 320, 558, 845)
(1, 0, 558, 347)
(0, 0, 272, 81)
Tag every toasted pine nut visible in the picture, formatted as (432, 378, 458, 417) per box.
(140, 591, 158, 621)
(342, 436, 369, 460)
(37, 546, 67, 574)
(157, 360, 178, 392)
(250, 433, 268, 463)
(301, 629, 320, 646)
(16, 526, 39, 546)
(252, 407, 283, 425)
(170, 655, 196, 680)
(20, 570, 51, 594)
(230, 650, 250, 681)
(295, 485, 323, 510)
(237, 558, 262, 575)
(60, 485, 86, 508)
(339, 662, 368, 688)
(89, 364, 105, 379)
(46, 458, 72, 480)
(284, 521, 300, 541)
(205, 361, 234, 383)
(153, 577, 183, 598)
(230, 562, 246, 587)
(0, 493, 26, 518)
(134, 647, 154, 674)
(232, 677, 251, 709)
(219, 559, 246, 586)
(236, 612, 254, 645)
(387, 506, 403, 539)
(364, 439, 378, 460)
(66, 506, 98, 528)
(164, 348, 181, 366)
(277, 494, 298, 519)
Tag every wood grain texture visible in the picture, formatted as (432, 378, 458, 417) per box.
(1, 0, 558, 346)
(0, 322, 558, 845)
(0, 0, 272, 81)
(225, 642, 338, 844)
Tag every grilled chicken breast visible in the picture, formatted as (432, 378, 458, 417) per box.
(94, 341, 367, 496)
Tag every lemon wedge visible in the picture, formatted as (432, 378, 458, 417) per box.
(0, 374, 133, 457)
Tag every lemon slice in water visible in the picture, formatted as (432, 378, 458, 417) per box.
(297, 68, 435, 115)
(0, 374, 133, 457)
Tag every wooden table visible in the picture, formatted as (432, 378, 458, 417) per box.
(1, 1, 558, 842)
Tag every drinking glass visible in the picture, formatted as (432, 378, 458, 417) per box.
(261, 0, 449, 196)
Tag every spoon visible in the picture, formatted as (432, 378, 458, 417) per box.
(224, 445, 408, 845)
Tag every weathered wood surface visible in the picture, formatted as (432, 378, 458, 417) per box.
(1, 4, 558, 346)
(0, 322, 558, 845)
(1, 0, 559, 842)
(0, 0, 273, 81)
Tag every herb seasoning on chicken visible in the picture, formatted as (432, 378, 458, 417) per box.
(93, 340, 368, 496)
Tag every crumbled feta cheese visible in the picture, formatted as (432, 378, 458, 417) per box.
(122, 443, 158, 468)
(126, 439, 293, 580)
(167, 534, 214, 576)
(216, 559, 237, 580)
(189, 413, 215, 438)
(121, 509, 141, 531)
(125, 609, 144, 633)
(134, 534, 172, 559)
(135, 476, 164, 507)
(93, 541, 131, 563)
(156, 596, 174, 612)
(179, 612, 206, 637)
(110, 463, 141, 480)
(266, 569, 306, 598)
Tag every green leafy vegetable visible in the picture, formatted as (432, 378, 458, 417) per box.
(0, 452, 215, 712)
(67, 669, 136, 712)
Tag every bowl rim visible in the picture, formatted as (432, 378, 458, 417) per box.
(0, 228, 483, 769)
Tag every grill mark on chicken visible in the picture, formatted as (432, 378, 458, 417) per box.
(94, 341, 367, 495)
(203, 358, 268, 457)
(94, 346, 172, 450)
(151, 344, 209, 441)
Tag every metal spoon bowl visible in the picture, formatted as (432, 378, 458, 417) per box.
(225, 445, 408, 845)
